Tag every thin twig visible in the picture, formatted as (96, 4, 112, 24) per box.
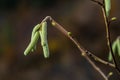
(85, 50, 115, 68)
(41, 16, 115, 68)
(90, 0, 120, 74)
(101, 6, 120, 74)
(42, 16, 108, 80)
(51, 18, 108, 80)
(90, 0, 103, 6)
(85, 54, 108, 80)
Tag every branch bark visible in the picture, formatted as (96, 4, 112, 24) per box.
(90, 0, 120, 75)
(41, 16, 108, 80)
(101, 6, 120, 74)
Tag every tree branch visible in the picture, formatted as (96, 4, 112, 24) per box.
(42, 16, 115, 67)
(90, 0, 103, 6)
(85, 50, 115, 68)
(90, 0, 120, 74)
(101, 6, 120, 74)
(41, 16, 108, 80)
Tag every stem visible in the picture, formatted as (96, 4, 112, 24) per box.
(86, 50, 115, 68)
(42, 16, 115, 68)
(91, 0, 120, 75)
(42, 16, 108, 80)
(90, 0, 103, 6)
(101, 6, 120, 74)
(85, 55, 108, 80)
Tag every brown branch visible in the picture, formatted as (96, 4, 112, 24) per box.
(85, 50, 115, 68)
(42, 16, 115, 68)
(41, 16, 108, 80)
(85, 54, 108, 80)
(90, 0, 103, 6)
(101, 6, 120, 74)
(90, 0, 120, 74)
(51, 17, 108, 80)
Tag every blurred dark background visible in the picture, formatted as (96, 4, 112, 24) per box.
(0, 0, 120, 80)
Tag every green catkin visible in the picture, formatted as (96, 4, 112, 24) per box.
(108, 37, 120, 61)
(108, 38, 117, 61)
(108, 52, 112, 61)
(31, 24, 41, 51)
(39, 21, 49, 58)
(105, 0, 111, 17)
(117, 37, 120, 56)
(24, 31, 39, 56)
(31, 24, 41, 40)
